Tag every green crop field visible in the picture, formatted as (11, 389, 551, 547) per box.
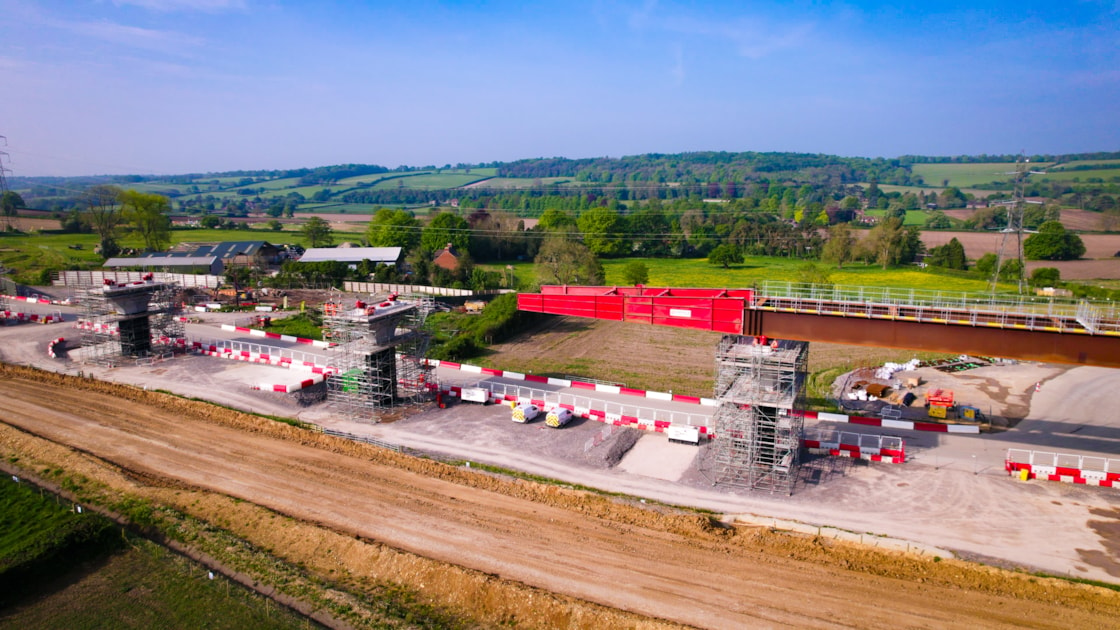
(1050, 159, 1120, 170)
(874, 184, 994, 198)
(910, 163, 1041, 188)
(371, 172, 493, 189)
(863, 209, 930, 226)
(471, 177, 569, 189)
(487, 256, 1004, 295)
(1034, 168, 1120, 183)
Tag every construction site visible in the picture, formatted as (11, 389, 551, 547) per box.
(3, 279, 1120, 629)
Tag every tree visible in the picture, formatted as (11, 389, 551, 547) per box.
(366, 208, 421, 252)
(535, 236, 604, 285)
(267, 219, 283, 231)
(83, 184, 125, 258)
(621, 260, 650, 285)
(708, 244, 743, 269)
(538, 209, 577, 233)
(301, 216, 334, 248)
(820, 223, 856, 268)
(199, 215, 221, 229)
(796, 261, 832, 287)
(926, 237, 967, 270)
(974, 252, 998, 277)
(1030, 267, 1061, 287)
(1024, 221, 1086, 261)
(1, 190, 24, 220)
(924, 211, 951, 229)
(577, 207, 628, 257)
(420, 212, 470, 254)
(120, 190, 172, 252)
(860, 217, 909, 268)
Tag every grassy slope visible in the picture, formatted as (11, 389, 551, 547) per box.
(1, 479, 309, 629)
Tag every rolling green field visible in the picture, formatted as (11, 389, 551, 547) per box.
(1034, 168, 1120, 183)
(487, 256, 1004, 294)
(467, 176, 570, 189)
(863, 209, 931, 226)
(910, 162, 1039, 188)
(874, 184, 994, 198)
(371, 172, 493, 189)
(1050, 159, 1120, 170)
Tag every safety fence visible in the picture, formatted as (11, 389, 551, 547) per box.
(344, 281, 510, 298)
(189, 337, 335, 373)
(55, 270, 223, 289)
(219, 324, 334, 348)
(802, 428, 906, 463)
(442, 381, 714, 435)
(321, 428, 405, 453)
(1005, 449, 1120, 488)
(757, 281, 1120, 336)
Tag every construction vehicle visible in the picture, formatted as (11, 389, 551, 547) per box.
(545, 407, 573, 428)
(512, 402, 540, 423)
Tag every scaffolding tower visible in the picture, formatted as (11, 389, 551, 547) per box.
(77, 280, 184, 366)
(710, 335, 809, 494)
(323, 293, 435, 421)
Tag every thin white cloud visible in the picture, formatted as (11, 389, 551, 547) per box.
(111, 0, 247, 12)
(49, 17, 204, 54)
(659, 15, 814, 60)
(669, 43, 684, 86)
(624, 2, 814, 60)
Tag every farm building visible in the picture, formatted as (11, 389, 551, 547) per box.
(158, 241, 283, 269)
(298, 247, 402, 268)
(104, 255, 223, 275)
(432, 243, 462, 272)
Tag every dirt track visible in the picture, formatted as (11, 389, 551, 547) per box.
(3, 367, 1120, 629)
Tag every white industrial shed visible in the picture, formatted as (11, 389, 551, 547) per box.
(104, 255, 224, 275)
(297, 247, 402, 265)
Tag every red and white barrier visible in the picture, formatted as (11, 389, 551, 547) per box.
(3, 310, 63, 324)
(427, 359, 980, 435)
(251, 373, 326, 393)
(425, 359, 720, 407)
(438, 383, 714, 437)
(76, 320, 118, 334)
(802, 410, 980, 434)
(802, 429, 906, 463)
(191, 341, 340, 375)
(220, 324, 334, 348)
(1005, 449, 1120, 488)
(1, 294, 54, 305)
(47, 337, 65, 359)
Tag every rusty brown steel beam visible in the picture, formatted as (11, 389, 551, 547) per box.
(757, 311, 1120, 368)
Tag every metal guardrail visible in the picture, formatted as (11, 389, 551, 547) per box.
(757, 281, 1120, 335)
(322, 428, 404, 452)
(483, 381, 713, 428)
(1006, 448, 1120, 475)
(189, 337, 331, 367)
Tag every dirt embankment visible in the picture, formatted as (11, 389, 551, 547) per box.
(3, 364, 1120, 629)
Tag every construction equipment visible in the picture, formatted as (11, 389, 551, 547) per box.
(512, 402, 540, 423)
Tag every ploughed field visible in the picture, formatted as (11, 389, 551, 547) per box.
(1, 365, 1119, 629)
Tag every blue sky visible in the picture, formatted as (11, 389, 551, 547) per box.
(1, 0, 1118, 176)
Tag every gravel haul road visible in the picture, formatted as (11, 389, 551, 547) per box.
(2, 368, 1118, 629)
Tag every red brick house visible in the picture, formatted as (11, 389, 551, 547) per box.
(432, 243, 461, 272)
